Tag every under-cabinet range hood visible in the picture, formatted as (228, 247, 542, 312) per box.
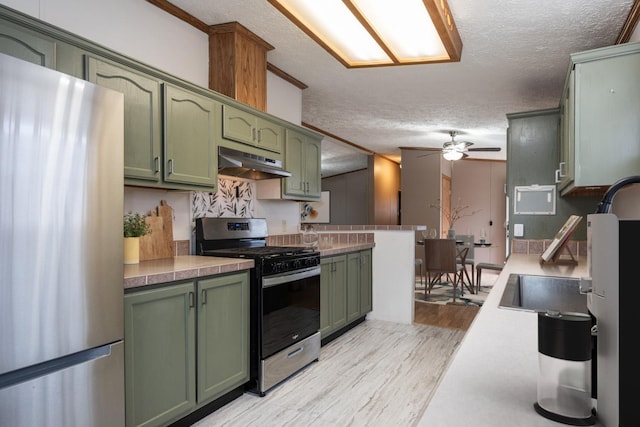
(218, 146, 292, 180)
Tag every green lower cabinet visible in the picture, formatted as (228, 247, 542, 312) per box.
(347, 249, 373, 321)
(320, 255, 347, 338)
(197, 274, 250, 402)
(124, 282, 195, 427)
(124, 272, 250, 427)
(321, 250, 373, 340)
(359, 249, 373, 314)
(346, 252, 361, 323)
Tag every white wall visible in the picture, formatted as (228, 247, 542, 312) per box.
(451, 160, 507, 264)
(369, 231, 415, 324)
(1, 0, 210, 87)
(266, 71, 302, 124)
(124, 187, 191, 241)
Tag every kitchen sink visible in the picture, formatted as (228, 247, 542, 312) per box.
(498, 274, 588, 314)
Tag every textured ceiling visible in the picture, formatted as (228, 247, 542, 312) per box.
(170, 0, 635, 176)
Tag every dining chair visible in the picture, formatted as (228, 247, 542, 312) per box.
(423, 239, 466, 303)
(456, 234, 475, 291)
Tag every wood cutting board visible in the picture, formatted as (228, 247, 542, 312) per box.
(139, 200, 174, 261)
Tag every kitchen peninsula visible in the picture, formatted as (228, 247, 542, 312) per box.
(418, 254, 600, 426)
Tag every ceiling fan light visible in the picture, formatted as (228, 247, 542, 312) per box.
(454, 141, 468, 150)
(443, 150, 463, 161)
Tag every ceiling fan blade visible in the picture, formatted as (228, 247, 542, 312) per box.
(416, 151, 442, 158)
(467, 147, 501, 152)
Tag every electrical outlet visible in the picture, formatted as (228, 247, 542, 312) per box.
(514, 224, 524, 237)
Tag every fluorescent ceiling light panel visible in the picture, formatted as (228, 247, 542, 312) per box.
(268, 0, 462, 68)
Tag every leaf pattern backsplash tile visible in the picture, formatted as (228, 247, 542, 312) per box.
(192, 178, 255, 219)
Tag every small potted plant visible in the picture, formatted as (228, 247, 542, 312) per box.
(123, 212, 152, 264)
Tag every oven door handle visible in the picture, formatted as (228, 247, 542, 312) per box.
(262, 266, 321, 288)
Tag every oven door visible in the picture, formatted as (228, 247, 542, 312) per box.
(261, 266, 320, 359)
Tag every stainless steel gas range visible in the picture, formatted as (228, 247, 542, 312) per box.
(195, 217, 320, 396)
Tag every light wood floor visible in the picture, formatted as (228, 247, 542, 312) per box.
(193, 320, 466, 427)
(192, 277, 493, 426)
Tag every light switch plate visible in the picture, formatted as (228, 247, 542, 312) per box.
(514, 224, 524, 237)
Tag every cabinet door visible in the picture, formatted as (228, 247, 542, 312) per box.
(164, 84, 219, 188)
(330, 255, 348, 331)
(255, 117, 283, 153)
(320, 255, 348, 339)
(319, 257, 333, 337)
(86, 57, 162, 182)
(557, 72, 575, 191)
(346, 252, 361, 323)
(574, 52, 640, 187)
(124, 282, 196, 427)
(197, 272, 250, 403)
(222, 104, 255, 146)
(359, 250, 373, 314)
(222, 105, 283, 154)
(0, 22, 56, 68)
(283, 129, 306, 197)
(283, 129, 322, 200)
(302, 137, 322, 198)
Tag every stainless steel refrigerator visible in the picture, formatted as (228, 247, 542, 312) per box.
(0, 53, 125, 426)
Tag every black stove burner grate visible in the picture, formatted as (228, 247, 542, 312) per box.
(202, 246, 314, 259)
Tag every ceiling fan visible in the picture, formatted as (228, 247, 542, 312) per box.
(420, 131, 501, 160)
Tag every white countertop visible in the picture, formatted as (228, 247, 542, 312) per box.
(418, 254, 602, 426)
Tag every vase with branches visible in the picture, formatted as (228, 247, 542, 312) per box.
(430, 198, 480, 238)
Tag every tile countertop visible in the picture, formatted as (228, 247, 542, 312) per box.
(124, 256, 254, 290)
(124, 242, 375, 290)
(418, 254, 603, 427)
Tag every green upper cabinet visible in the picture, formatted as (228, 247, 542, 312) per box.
(196, 273, 249, 403)
(0, 20, 56, 68)
(222, 104, 283, 154)
(164, 84, 219, 188)
(557, 71, 575, 190)
(283, 128, 322, 201)
(558, 42, 640, 196)
(86, 57, 162, 182)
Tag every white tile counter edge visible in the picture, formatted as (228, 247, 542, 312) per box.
(417, 254, 603, 427)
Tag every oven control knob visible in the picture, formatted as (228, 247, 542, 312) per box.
(273, 262, 286, 273)
(293, 259, 302, 269)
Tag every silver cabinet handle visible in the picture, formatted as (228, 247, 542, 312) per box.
(252, 127, 256, 141)
(201, 289, 207, 305)
(558, 161, 566, 178)
(555, 169, 561, 183)
(257, 128, 262, 142)
(188, 291, 195, 308)
(168, 158, 174, 174)
(154, 156, 159, 173)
